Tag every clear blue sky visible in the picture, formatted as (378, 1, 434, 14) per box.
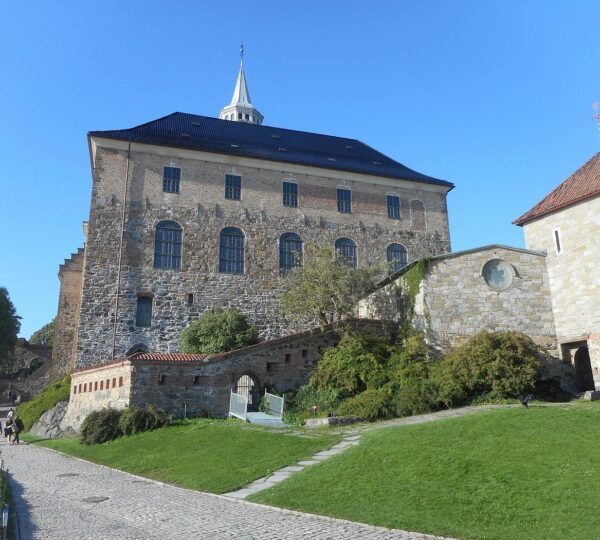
(1, 1, 599, 338)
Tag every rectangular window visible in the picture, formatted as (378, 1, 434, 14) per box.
(106, 379, 110, 390)
(158, 375, 166, 385)
(225, 174, 241, 200)
(285, 353, 291, 363)
(94, 381, 98, 391)
(337, 188, 352, 213)
(136, 297, 152, 327)
(193, 375, 200, 386)
(119, 376, 123, 387)
(554, 229, 562, 254)
(83, 383, 87, 392)
(112, 378, 116, 388)
(100, 380, 104, 390)
(302, 349, 307, 358)
(186, 293, 194, 305)
(73, 386, 77, 395)
(163, 166, 181, 193)
(283, 181, 298, 207)
(387, 195, 401, 219)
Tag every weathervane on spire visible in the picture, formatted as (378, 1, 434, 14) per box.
(240, 42, 244, 61)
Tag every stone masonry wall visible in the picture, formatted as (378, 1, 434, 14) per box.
(61, 362, 132, 431)
(523, 195, 600, 388)
(64, 320, 392, 429)
(360, 246, 566, 379)
(52, 248, 85, 374)
(75, 141, 451, 367)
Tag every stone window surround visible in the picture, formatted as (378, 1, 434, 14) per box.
(162, 164, 181, 194)
(153, 220, 183, 270)
(480, 258, 517, 292)
(282, 178, 298, 207)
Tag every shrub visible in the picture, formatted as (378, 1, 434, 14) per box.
(433, 331, 541, 407)
(119, 405, 170, 436)
(284, 384, 340, 423)
(80, 408, 122, 445)
(337, 386, 394, 421)
(311, 332, 393, 399)
(180, 308, 258, 354)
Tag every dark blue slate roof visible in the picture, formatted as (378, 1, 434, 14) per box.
(89, 113, 453, 188)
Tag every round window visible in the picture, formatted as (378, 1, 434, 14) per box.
(482, 259, 514, 291)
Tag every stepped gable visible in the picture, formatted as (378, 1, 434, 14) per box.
(89, 112, 453, 188)
(514, 152, 600, 225)
(59, 247, 85, 275)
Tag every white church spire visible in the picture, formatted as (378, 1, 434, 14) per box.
(219, 45, 264, 125)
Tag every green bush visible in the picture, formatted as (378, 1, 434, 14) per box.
(432, 331, 541, 407)
(337, 386, 394, 421)
(311, 332, 393, 399)
(119, 405, 170, 436)
(17, 373, 71, 431)
(80, 408, 123, 445)
(284, 384, 340, 423)
(180, 308, 258, 354)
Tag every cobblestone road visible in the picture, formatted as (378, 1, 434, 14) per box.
(0, 441, 450, 540)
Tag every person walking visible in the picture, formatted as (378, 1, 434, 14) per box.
(12, 416, 23, 445)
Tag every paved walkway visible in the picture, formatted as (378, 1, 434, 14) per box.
(0, 440, 452, 539)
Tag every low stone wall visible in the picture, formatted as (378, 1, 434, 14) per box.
(62, 319, 393, 431)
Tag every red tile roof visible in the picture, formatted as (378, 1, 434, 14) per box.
(129, 352, 208, 362)
(514, 152, 600, 225)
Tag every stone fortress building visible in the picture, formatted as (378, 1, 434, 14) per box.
(52, 56, 454, 373)
(55, 54, 600, 429)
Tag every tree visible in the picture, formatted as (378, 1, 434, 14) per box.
(280, 245, 379, 328)
(180, 308, 258, 354)
(29, 318, 56, 346)
(0, 287, 21, 370)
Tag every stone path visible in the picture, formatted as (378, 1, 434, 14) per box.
(0, 439, 453, 539)
(224, 403, 514, 500)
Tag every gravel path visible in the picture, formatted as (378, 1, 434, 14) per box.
(0, 439, 451, 539)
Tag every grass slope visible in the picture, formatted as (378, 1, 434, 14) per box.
(32, 419, 340, 494)
(250, 404, 600, 540)
(17, 373, 71, 431)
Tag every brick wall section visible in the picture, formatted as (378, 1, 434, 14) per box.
(63, 320, 392, 430)
(74, 140, 451, 367)
(360, 246, 566, 379)
(523, 195, 600, 387)
(52, 248, 85, 373)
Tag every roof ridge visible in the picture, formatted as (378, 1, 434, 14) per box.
(514, 151, 600, 225)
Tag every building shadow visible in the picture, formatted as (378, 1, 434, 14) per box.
(7, 472, 37, 540)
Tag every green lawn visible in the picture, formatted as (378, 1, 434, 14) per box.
(29, 419, 340, 494)
(250, 404, 600, 540)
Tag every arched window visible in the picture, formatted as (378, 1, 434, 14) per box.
(335, 238, 357, 268)
(154, 221, 182, 269)
(219, 227, 245, 274)
(387, 243, 408, 272)
(279, 233, 303, 273)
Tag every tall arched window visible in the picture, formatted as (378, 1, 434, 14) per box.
(387, 243, 408, 272)
(279, 233, 303, 273)
(154, 221, 182, 269)
(219, 227, 245, 274)
(335, 238, 357, 268)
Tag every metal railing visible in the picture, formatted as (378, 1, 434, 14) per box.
(264, 392, 284, 419)
(0, 456, 9, 539)
(229, 391, 248, 421)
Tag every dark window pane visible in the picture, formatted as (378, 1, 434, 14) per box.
(337, 188, 352, 213)
(283, 181, 298, 207)
(154, 221, 182, 269)
(335, 238, 357, 268)
(219, 227, 245, 273)
(163, 166, 181, 193)
(387, 195, 401, 219)
(387, 243, 408, 272)
(279, 232, 303, 273)
(136, 297, 152, 327)
(225, 174, 242, 200)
